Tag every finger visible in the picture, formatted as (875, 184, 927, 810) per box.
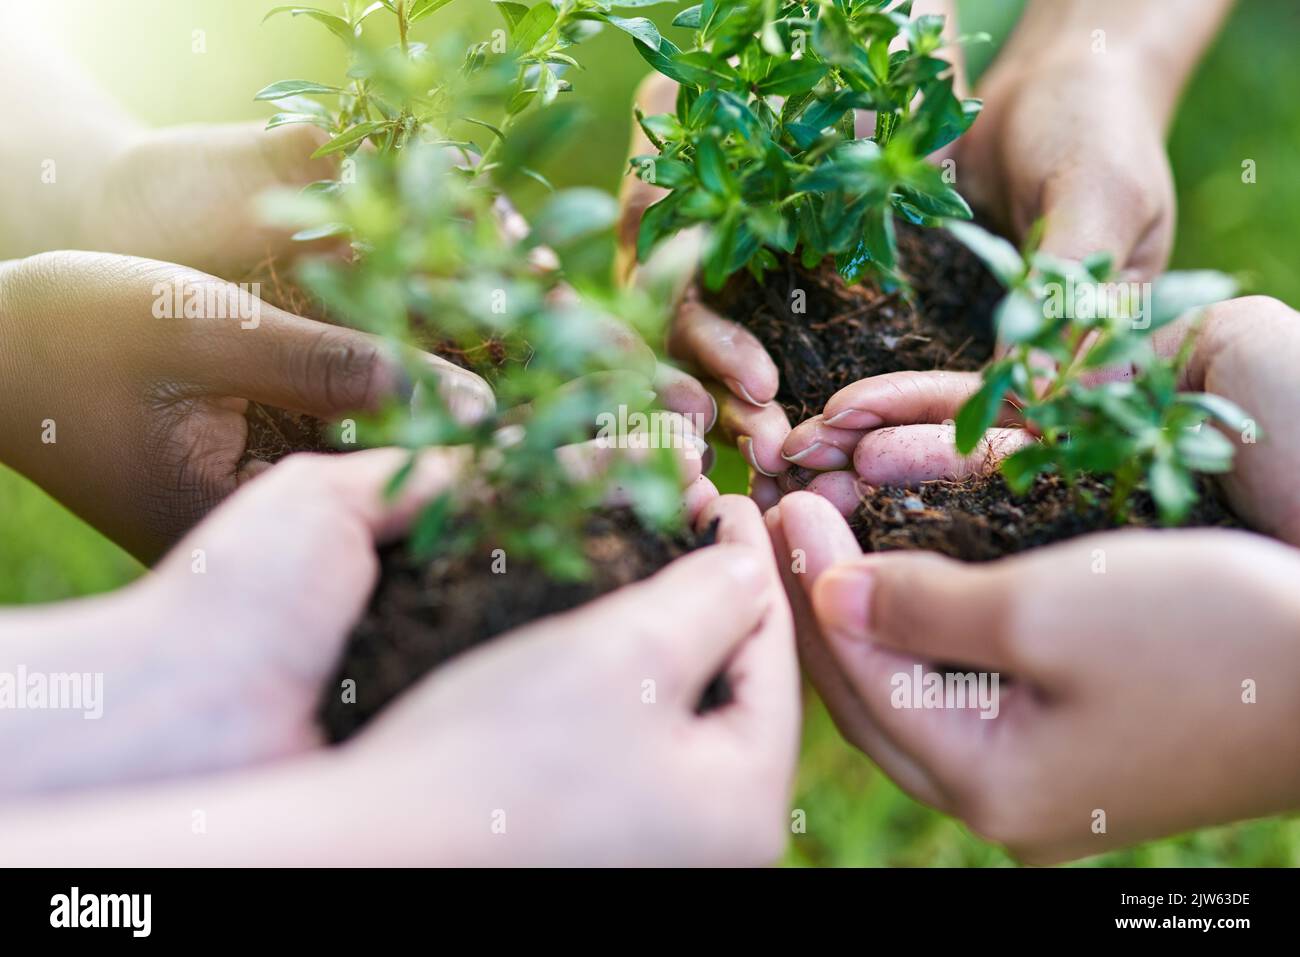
(669, 298, 780, 407)
(682, 474, 721, 525)
(813, 550, 1015, 672)
(853, 424, 1034, 486)
(803, 470, 866, 516)
(775, 493, 948, 806)
(749, 474, 783, 513)
(166, 275, 493, 421)
(558, 417, 706, 492)
(781, 414, 862, 471)
(1039, 167, 1170, 282)
(805, 533, 1020, 788)
(718, 391, 792, 478)
(233, 447, 468, 546)
(821, 370, 1010, 432)
(696, 497, 800, 744)
(655, 362, 717, 433)
(588, 543, 772, 706)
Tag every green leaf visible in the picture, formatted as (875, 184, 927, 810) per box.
(756, 60, 829, 96)
(512, 1, 558, 52)
(695, 137, 735, 195)
(1000, 443, 1055, 494)
(703, 211, 740, 290)
(408, 0, 458, 24)
(292, 223, 350, 242)
(528, 188, 619, 249)
(995, 290, 1046, 344)
(264, 7, 355, 43)
(492, 1, 529, 31)
(254, 79, 344, 101)
(265, 112, 331, 130)
(1148, 271, 1239, 330)
(1176, 393, 1254, 434)
(1173, 426, 1236, 473)
(409, 493, 454, 556)
(946, 220, 1024, 288)
(311, 120, 388, 158)
(637, 193, 680, 263)
(1148, 455, 1197, 525)
(602, 15, 661, 50)
(955, 362, 1013, 455)
(673, 4, 703, 28)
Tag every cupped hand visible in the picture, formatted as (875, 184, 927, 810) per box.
(0, 447, 468, 796)
(0, 251, 492, 561)
(775, 490, 1300, 864)
(348, 494, 801, 866)
(780, 296, 1300, 546)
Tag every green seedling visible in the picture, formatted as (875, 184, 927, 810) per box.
(948, 219, 1251, 525)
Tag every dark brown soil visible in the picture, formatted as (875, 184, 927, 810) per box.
(705, 220, 1004, 425)
(320, 509, 727, 742)
(848, 472, 1239, 561)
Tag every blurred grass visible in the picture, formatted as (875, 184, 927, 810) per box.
(4, 0, 1296, 866)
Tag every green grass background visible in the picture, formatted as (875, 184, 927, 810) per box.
(4, 0, 1297, 866)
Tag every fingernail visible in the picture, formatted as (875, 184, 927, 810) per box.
(393, 367, 416, 404)
(815, 565, 874, 642)
(725, 377, 771, 408)
(782, 441, 824, 465)
(440, 373, 496, 426)
(782, 442, 850, 469)
(706, 391, 719, 431)
(824, 408, 882, 429)
(737, 435, 779, 477)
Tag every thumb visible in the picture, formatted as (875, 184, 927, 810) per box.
(578, 543, 771, 709)
(813, 551, 1017, 674)
(164, 273, 493, 423)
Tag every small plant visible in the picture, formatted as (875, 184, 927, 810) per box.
(948, 220, 1250, 525)
(257, 0, 688, 580)
(258, 0, 663, 189)
(628, 0, 984, 289)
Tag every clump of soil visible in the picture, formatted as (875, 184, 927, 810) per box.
(848, 472, 1239, 562)
(320, 509, 727, 742)
(705, 221, 1004, 424)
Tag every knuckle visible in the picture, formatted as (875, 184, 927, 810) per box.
(304, 331, 383, 411)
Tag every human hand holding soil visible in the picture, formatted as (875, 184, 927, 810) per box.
(773, 489, 1300, 864)
(0, 493, 800, 866)
(781, 296, 1300, 547)
(0, 447, 468, 798)
(0, 251, 492, 562)
(346, 494, 799, 866)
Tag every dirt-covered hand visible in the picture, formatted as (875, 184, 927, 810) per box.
(0, 252, 492, 561)
(780, 296, 1300, 547)
(350, 494, 801, 866)
(775, 490, 1300, 864)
